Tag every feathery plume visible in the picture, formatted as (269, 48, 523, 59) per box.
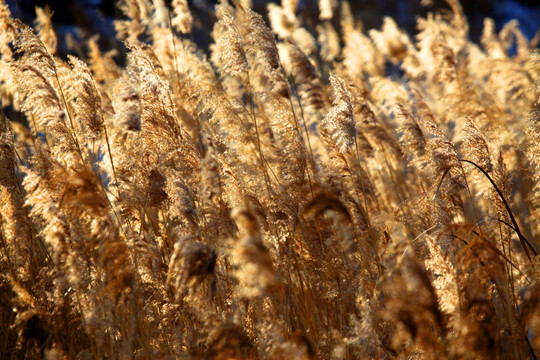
(369, 17, 412, 63)
(114, 0, 149, 42)
(459, 116, 493, 174)
(319, 0, 337, 20)
(231, 202, 278, 299)
(316, 21, 340, 63)
(237, 6, 288, 96)
(267, 3, 297, 39)
(11, 64, 79, 164)
(87, 36, 119, 83)
(0, 0, 15, 59)
(34, 6, 57, 56)
(396, 104, 426, 162)
(167, 239, 216, 303)
(171, 0, 192, 34)
(12, 19, 57, 79)
(66, 55, 105, 141)
(278, 41, 328, 114)
(211, 3, 249, 79)
(322, 73, 356, 153)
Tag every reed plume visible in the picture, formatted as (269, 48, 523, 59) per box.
(0, 1, 538, 358)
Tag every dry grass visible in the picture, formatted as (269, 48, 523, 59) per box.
(0, 0, 539, 358)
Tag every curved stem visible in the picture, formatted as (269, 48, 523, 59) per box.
(460, 159, 536, 261)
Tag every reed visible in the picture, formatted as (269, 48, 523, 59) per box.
(0, 0, 538, 358)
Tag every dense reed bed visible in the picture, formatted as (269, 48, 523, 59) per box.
(0, 0, 539, 358)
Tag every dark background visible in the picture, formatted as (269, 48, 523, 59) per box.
(5, 0, 540, 57)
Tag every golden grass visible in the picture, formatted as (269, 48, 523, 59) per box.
(0, 0, 539, 358)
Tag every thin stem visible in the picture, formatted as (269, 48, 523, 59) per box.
(54, 72, 84, 162)
(460, 159, 537, 260)
(245, 74, 275, 190)
(286, 72, 318, 197)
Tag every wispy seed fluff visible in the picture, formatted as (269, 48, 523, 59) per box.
(211, 3, 249, 79)
(319, 0, 337, 20)
(231, 203, 277, 299)
(237, 5, 288, 96)
(267, 3, 297, 40)
(322, 73, 357, 153)
(171, 0, 192, 34)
